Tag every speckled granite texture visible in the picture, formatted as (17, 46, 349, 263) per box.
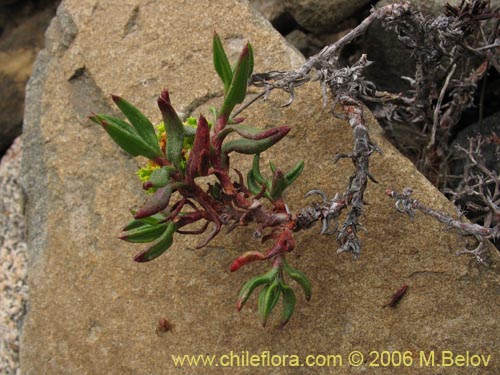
(0, 137, 27, 375)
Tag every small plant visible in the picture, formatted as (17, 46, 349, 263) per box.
(93, 1, 500, 326)
(91, 33, 311, 326)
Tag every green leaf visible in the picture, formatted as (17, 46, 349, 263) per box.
(284, 261, 312, 301)
(134, 221, 177, 262)
(236, 267, 278, 311)
(232, 125, 283, 140)
(280, 285, 296, 327)
(251, 154, 267, 186)
(111, 95, 161, 154)
(221, 126, 290, 169)
(260, 279, 281, 326)
(258, 285, 269, 322)
(213, 32, 233, 93)
(123, 214, 166, 231)
(246, 169, 263, 195)
(269, 161, 276, 174)
(270, 169, 288, 200)
(157, 90, 185, 171)
(220, 43, 252, 117)
(94, 114, 139, 136)
(90, 114, 162, 159)
(247, 42, 254, 78)
(285, 160, 304, 185)
(120, 222, 169, 243)
(148, 166, 171, 188)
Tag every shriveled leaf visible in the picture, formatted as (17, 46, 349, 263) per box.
(230, 251, 266, 272)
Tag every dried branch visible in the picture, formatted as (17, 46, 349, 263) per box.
(386, 187, 499, 262)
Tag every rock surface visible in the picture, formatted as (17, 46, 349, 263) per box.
(0, 137, 27, 375)
(287, 0, 371, 34)
(362, 0, 500, 92)
(251, 0, 370, 34)
(21, 1, 500, 375)
(0, 1, 58, 154)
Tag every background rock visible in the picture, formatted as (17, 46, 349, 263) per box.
(361, 0, 500, 92)
(283, 0, 371, 34)
(21, 0, 500, 374)
(0, 0, 59, 155)
(449, 111, 500, 188)
(248, 1, 374, 63)
(0, 137, 28, 375)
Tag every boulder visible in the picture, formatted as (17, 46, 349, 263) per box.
(251, 0, 371, 34)
(21, 0, 500, 374)
(0, 3, 58, 154)
(362, 0, 500, 92)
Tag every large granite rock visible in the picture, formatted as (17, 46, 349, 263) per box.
(21, 0, 500, 374)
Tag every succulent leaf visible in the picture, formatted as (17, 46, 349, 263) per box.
(120, 222, 169, 243)
(144, 166, 171, 189)
(186, 115, 211, 182)
(270, 169, 288, 200)
(213, 32, 233, 93)
(236, 267, 278, 311)
(111, 95, 161, 154)
(280, 284, 297, 326)
(285, 160, 305, 185)
(123, 213, 166, 231)
(90, 114, 162, 159)
(246, 169, 263, 195)
(157, 90, 185, 171)
(232, 125, 283, 140)
(260, 279, 281, 326)
(134, 221, 177, 262)
(284, 261, 312, 301)
(134, 185, 173, 219)
(221, 126, 291, 167)
(220, 43, 253, 118)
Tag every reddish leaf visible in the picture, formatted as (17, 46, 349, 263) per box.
(186, 115, 211, 182)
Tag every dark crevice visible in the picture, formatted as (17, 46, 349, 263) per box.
(271, 11, 301, 36)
